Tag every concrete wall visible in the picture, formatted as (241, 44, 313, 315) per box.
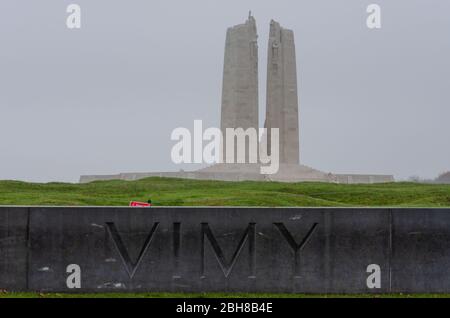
(79, 172, 267, 183)
(334, 174, 395, 184)
(80, 171, 394, 184)
(1, 207, 448, 293)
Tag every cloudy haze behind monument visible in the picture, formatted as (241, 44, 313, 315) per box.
(1, 0, 449, 182)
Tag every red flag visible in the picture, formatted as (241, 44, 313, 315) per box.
(129, 201, 152, 207)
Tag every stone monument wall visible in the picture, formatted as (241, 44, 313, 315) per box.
(1, 207, 449, 293)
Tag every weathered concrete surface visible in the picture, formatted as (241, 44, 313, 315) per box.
(0, 207, 28, 290)
(1, 207, 450, 293)
(265, 20, 300, 165)
(390, 209, 450, 293)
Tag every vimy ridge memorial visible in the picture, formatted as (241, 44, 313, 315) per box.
(1, 15, 450, 295)
(80, 15, 394, 184)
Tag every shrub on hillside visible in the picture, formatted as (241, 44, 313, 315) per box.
(436, 171, 450, 183)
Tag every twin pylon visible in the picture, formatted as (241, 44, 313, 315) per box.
(220, 14, 299, 165)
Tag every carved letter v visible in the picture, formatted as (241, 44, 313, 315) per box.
(106, 222, 159, 279)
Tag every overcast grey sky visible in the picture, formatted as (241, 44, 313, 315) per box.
(0, 0, 449, 182)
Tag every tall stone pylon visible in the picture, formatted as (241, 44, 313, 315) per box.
(265, 20, 300, 165)
(220, 13, 259, 163)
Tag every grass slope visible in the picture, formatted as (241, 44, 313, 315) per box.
(0, 177, 449, 207)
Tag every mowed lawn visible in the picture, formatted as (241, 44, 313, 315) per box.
(0, 177, 449, 207)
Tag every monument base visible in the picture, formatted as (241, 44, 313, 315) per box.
(79, 164, 394, 184)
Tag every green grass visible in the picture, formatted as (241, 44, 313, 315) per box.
(0, 177, 450, 207)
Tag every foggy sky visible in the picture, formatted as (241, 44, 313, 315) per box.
(0, 0, 449, 182)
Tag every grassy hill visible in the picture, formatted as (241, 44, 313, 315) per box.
(0, 177, 450, 207)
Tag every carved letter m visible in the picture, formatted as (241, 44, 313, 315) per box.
(201, 223, 255, 278)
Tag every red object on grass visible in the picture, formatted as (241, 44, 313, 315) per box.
(129, 201, 152, 207)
